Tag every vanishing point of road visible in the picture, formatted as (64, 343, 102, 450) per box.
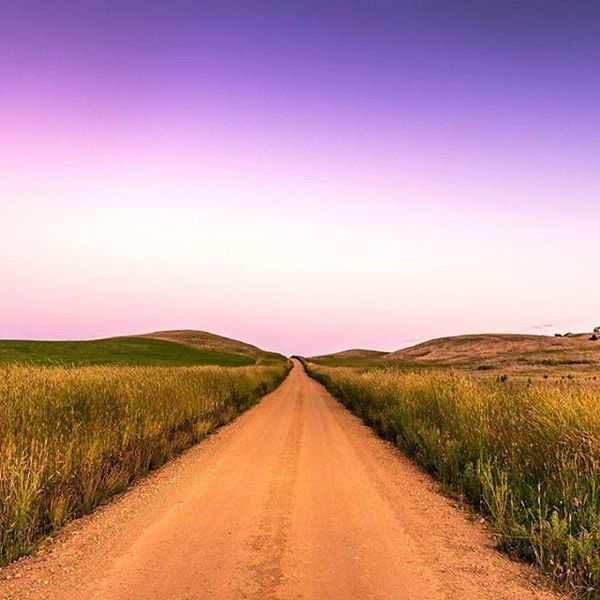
(0, 360, 561, 600)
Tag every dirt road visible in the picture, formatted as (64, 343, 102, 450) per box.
(0, 360, 560, 600)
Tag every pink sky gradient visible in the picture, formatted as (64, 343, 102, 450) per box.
(2, 1, 599, 355)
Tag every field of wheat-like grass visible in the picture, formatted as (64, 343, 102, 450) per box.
(0, 362, 289, 564)
(305, 362, 600, 597)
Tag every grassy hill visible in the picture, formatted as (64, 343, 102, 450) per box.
(142, 330, 285, 364)
(0, 330, 286, 367)
(386, 333, 600, 373)
(308, 349, 388, 368)
(309, 333, 600, 380)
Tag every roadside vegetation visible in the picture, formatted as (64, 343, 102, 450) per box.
(0, 361, 290, 564)
(304, 361, 600, 597)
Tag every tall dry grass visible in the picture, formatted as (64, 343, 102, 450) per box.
(305, 363, 600, 597)
(0, 363, 289, 564)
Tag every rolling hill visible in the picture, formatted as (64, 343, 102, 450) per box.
(142, 330, 285, 364)
(309, 333, 600, 379)
(0, 330, 286, 367)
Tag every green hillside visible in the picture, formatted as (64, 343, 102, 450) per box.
(0, 336, 255, 367)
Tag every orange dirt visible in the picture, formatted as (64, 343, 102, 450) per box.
(0, 361, 563, 599)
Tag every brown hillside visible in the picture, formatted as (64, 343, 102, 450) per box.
(311, 333, 600, 379)
(386, 333, 595, 363)
(142, 330, 283, 362)
(385, 333, 600, 378)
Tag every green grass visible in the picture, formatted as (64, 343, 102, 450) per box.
(307, 354, 449, 371)
(304, 361, 600, 598)
(307, 355, 389, 369)
(0, 337, 256, 367)
(143, 330, 288, 365)
(0, 361, 290, 565)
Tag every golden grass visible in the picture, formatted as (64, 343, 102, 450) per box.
(0, 362, 289, 564)
(305, 363, 600, 597)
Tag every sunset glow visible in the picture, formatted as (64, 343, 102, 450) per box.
(2, 1, 599, 355)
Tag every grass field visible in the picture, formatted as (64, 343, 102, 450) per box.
(0, 330, 288, 368)
(307, 349, 389, 368)
(0, 361, 290, 565)
(304, 361, 600, 597)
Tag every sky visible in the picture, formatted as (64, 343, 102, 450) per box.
(1, 1, 599, 356)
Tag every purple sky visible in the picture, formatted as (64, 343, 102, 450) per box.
(1, 1, 599, 355)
